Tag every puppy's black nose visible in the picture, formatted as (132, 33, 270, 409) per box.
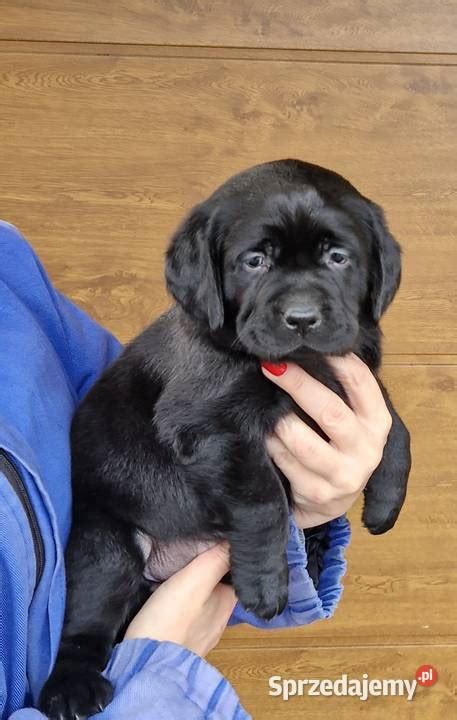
(283, 306, 322, 332)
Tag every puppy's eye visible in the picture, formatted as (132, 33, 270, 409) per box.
(242, 251, 267, 271)
(329, 250, 349, 265)
(322, 243, 350, 267)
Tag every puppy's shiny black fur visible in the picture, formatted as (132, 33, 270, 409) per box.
(39, 160, 411, 719)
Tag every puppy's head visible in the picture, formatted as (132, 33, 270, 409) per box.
(165, 160, 401, 360)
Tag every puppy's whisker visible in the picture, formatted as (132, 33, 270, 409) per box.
(230, 322, 251, 350)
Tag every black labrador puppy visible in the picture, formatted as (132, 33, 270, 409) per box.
(39, 159, 411, 719)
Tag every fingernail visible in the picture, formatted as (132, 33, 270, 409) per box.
(261, 361, 288, 376)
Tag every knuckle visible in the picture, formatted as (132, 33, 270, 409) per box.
(353, 359, 373, 384)
(272, 447, 291, 467)
(332, 465, 358, 494)
(276, 414, 294, 439)
(364, 408, 391, 449)
(276, 416, 317, 462)
(320, 396, 347, 426)
(331, 456, 370, 495)
(308, 485, 333, 506)
(337, 477, 357, 496)
(339, 357, 372, 388)
(295, 434, 317, 461)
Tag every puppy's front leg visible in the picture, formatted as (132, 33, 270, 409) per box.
(363, 388, 411, 534)
(226, 447, 290, 620)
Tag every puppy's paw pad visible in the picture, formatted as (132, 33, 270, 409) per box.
(39, 666, 113, 720)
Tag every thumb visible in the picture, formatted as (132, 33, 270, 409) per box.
(171, 542, 231, 598)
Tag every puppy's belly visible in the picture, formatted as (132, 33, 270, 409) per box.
(135, 530, 216, 582)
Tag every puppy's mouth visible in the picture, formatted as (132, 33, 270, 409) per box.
(235, 313, 358, 361)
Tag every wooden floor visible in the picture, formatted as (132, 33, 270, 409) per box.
(1, 3, 456, 717)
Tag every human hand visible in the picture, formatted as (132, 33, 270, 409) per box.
(261, 354, 392, 529)
(124, 543, 237, 657)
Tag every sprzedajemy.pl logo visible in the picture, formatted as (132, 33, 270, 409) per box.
(268, 665, 438, 702)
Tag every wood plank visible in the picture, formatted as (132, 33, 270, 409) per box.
(2, 41, 457, 66)
(0, 53, 456, 352)
(0, 12, 454, 720)
(219, 365, 457, 648)
(208, 646, 456, 719)
(0, 1, 456, 53)
(384, 355, 457, 366)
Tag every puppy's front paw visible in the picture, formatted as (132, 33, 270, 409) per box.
(39, 663, 113, 720)
(362, 410, 411, 535)
(362, 459, 410, 535)
(362, 503, 401, 535)
(236, 561, 289, 620)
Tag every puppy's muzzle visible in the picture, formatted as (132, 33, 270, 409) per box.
(278, 288, 324, 336)
(282, 304, 322, 333)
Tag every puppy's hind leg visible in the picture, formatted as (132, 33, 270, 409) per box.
(38, 504, 147, 720)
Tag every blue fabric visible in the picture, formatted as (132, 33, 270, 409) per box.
(230, 514, 351, 628)
(0, 221, 351, 719)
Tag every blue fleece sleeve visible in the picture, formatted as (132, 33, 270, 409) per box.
(229, 514, 351, 629)
(51, 288, 122, 400)
(0, 221, 122, 403)
(8, 640, 250, 720)
(100, 638, 249, 720)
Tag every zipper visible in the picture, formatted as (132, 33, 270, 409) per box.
(0, 449, 44, 587)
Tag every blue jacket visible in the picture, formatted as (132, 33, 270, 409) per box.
(0, 221, 351, 719)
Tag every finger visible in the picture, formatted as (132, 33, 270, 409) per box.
(268, 415, 339, 478)
(266, 433, 340, 505)
(210, 583, 238, 620)
(170, 542, 231, 599)
(325, 354, 392, 433)
(201, 585, 238, 654)
(261, 362, 361, 452)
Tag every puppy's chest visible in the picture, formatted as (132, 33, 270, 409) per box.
(234, 361, 346, 427)
(155, 361, 345, 446)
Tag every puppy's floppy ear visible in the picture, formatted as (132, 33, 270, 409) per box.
(165, 204, 225, 330)
(365, 200, 402, 321)
(343, 193, 402, 321)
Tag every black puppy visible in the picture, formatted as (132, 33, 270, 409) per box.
(39, 159, 411, 719)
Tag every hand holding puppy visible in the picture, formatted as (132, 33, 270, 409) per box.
(125, 543, 236, 656)
(262, 353, 392, 529)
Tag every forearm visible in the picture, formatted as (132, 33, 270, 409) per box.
(8, 640, 249, 720)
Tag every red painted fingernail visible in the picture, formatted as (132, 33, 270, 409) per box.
(261, 361, 288, 376)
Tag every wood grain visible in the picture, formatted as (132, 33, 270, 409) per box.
(208, 646, 457, 719)
(0, 52, 456, 352)
(2, 41, 457, 66)
(0, 5, 456, 718)
(0, 1, 456, 53)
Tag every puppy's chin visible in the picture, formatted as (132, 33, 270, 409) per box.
(236, 329, 302, 361)
(235, 323, 359, 361)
